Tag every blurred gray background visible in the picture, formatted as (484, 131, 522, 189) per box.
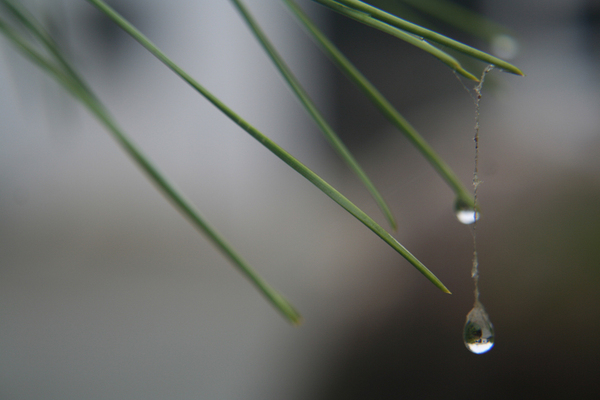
(1, 0, 599, 399)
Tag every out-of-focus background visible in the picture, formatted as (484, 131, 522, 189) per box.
(1, 0, 599, 399)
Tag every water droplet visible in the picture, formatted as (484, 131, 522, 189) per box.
(490, 34, 519, 60)
(456, 209, 480, 224)
(463, 302, 494, 354)
(454, 199, 480, 225)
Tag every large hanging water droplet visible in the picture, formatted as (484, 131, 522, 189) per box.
(463, 302, 494, 354)
(454, 199, 480, 225)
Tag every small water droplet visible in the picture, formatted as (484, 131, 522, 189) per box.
(463, 302, 494, 354)
(456, 209, 480, 224)
(454, 199, 480, 225)
(490, 34, 519, 60)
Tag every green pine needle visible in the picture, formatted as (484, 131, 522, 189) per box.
(85, 0, 450, 293)
(0, 0, 302, 324)
(314, 0, 524, 76)
(230, 0, 397, 230)
(285, 0, 476, 213)
(313, 0, 479, 81)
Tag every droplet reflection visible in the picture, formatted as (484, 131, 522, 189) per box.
(463, 302, 495, 354)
